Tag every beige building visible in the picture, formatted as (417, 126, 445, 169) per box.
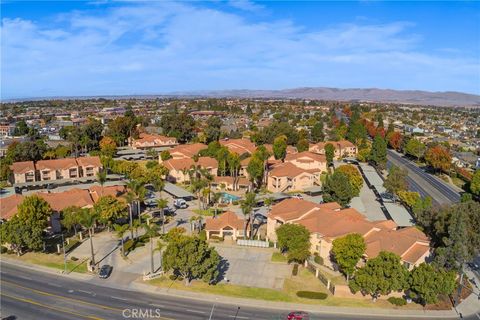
(267, 162, 317, 193)
(76, 156, 102, 178)
(309, 140, 357, 159)
(36, 158, 79, 181)
(129, 133, 178, 149)
(162, 157, 218, 183)
(205, 211, 249, 240)
(267, 198, 430, 270)
(10, 161, 36, 184)
(163, 143, 207, 161)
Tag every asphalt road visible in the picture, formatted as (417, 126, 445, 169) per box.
(387, 150, 461, 206)
(0, 262, 468, 320)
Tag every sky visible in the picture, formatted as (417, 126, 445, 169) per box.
(1, 1, 479, 99)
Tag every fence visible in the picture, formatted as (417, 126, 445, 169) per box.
(306, 258, 336, 295)
(236, 239, 269, 248)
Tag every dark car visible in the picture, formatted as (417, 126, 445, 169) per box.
(99, 265, 113, 279)
(287, 311, 309, 320)
(254, 213, 267, 224)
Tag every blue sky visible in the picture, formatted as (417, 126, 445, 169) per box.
(1, 1, 479, 99)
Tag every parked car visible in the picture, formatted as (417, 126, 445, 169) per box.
(286, 311, 309, 320)
(292, 194, 303, 199)
(174, 199, 188, 209)
(254, 213, 267, 224)
(99, 265, 113, 279)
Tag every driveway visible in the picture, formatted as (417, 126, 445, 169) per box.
(212, 243, 292, 289)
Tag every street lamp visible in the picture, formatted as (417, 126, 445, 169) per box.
(61, 233, 67, 274)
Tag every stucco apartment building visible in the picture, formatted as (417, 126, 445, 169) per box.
(267, 151, 328, 193)
(309, 140, 357, 159)
(267, 198, 430, 270)
(219, 138, 257, 155)
(129, 133, 178, 149)
(161, 143, 207, 162)
(204, 211, 249, 240)
(162, 156, 218, 183)
(10, 156, 102, 184)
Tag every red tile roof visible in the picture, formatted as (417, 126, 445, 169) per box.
(10, 161, 35, 174)
(205, 211, 244, 230)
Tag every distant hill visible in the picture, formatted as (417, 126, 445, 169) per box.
(181, 87, 480, 107)
(4, 87, 480, 106)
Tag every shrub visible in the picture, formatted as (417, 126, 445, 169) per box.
(198, 230, 207, 241)
(0, 246, 7, 254)
(169, 274, 177, 281)
(70, 256, 78, 261)
(388, 297, 407, 306)
(314, 255, 323, 265)
(296, 291, 328, 300)
(292, 263, 299, 276)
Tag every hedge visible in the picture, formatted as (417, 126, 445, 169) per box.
(296, 291, 328, 300)
(388, 297, 407, 306)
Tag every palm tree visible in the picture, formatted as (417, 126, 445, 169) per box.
(211, 192, 222, 218)
(79, 208, 98, 268)
(96, 170, 107, 196)
(227, 152, 240, 191)
(241, 192, 256, 239)
(123, 191, 135, 240)
(114, 224, 129, 256)
(156, 198, 169, 234)
(156, 240, 165, 271)
(143, 221, 159, 274)
(127, 179, 146, 227)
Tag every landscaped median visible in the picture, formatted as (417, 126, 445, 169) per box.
(146, 267, 425, 309)
(1, 251, 89, 274)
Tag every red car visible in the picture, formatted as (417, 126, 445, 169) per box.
(287, 311, 309, 320)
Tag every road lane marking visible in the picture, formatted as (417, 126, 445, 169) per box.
(228, 316, 249, 319)
(47, 283, 61, 287)
(476, 313, 480, 320)
(111, 296, 128, 301)
(1, 280, 123, 312)
(1, 292, 104, 320)
(150, 303, 165, 308)
(186, 309, 206, 314)
(79, 289, 94, 295)
(17, 275, 32, 280)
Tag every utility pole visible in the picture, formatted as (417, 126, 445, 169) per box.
(61, 233, 67, 274)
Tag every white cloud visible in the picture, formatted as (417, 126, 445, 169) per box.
(1, 1, 478, 98)
(228, 0, 265, 12)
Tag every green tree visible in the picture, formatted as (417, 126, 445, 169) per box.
(349, 251, 409, 299)
(143, 221, 159, 274)
(336, 165, 363, 196)
(325, 143, 335, 166)
(79, 208, 98, 267)
(311, 121, 324, 143)
(62, 206, 82, 236)
(296, 138, 309, 153)
(405, 138, 426, 161)
(96, 170, 107, 196)
(114, 223, 129, 256)
(162, 235, 220, 285)
(276, 224, 311, 263)
(160, 150, 172, 161)
(323, 171, 355, 208)
(99, 136, 117, 158)
(204, 116, 223, 143)
(383, 165, 408, 196)
(246, 155, 264, 189)
(409, 263, 456, 305)
(14, 120, 29, 136)
(470, 169, 480, 196)
(273, 135, 288, 161)
(156, 198, 169, 234)
(94, 195, 128, 226)
(346, 121, 367, 145)
(370, 135, 387, 169)
(240, 192, 256, 239)
(332, 233, 366, 280)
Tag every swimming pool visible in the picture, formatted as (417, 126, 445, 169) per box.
(220, 192, 241, 202)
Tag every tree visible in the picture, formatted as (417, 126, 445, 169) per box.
(349, 251, 409, 299)
(96, 170, 107, 196)
(94, 195, 128, 226)
(383, 165, 408, 196)
(323, 171, 355, 208)
(471, 169, 480, 196)
(79, 208, 98, 267)
(325, 143, 335, 166)
(162, 235, 220, 285)
(311, 121, 325, 143)
(409, 263, 456, 305)
(143, 221, 159, 274)
(370, 135, 387, 169)
(346, 121, 367, 145)
(160, 150, 172, 161)
(296, 139, 309, 153)
(425, 145, 451, 173)
(114, 224, 129, 257)
(156, 198, 169, 233)
(387, 131, 403, 151)
(240, 192, 256, 239)
(405, 138, 425, 161)
(336, 165, 363, 196)
(99, 136, 117, 157)
(273, 135, 287, 161)
(276, 224, 311, 263)
(158, 112, 195, 143)
(332, 233, 366, 280)
(62, 206, 82, 236)
(204, 116, 223, 143)
(14, 120, 29, 136)
(246, 155, 264, 189)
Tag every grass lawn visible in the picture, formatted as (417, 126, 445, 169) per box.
(148, 266, 423, 309)
(3, 252, 88, 274)
(271, 252, 288, 263)
(192, 208, 225, 216)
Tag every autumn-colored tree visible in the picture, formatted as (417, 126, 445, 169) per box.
(425, 145, 451, 173)
(387, 131, 403, 151)
(99, 136, 117, 157)
(336, 165, 363, 196)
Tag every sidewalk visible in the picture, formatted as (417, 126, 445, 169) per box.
(3, 256, 478, 318)
(456, 268, 480, 317)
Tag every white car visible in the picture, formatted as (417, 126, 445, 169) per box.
(173, 199, 188, 209)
